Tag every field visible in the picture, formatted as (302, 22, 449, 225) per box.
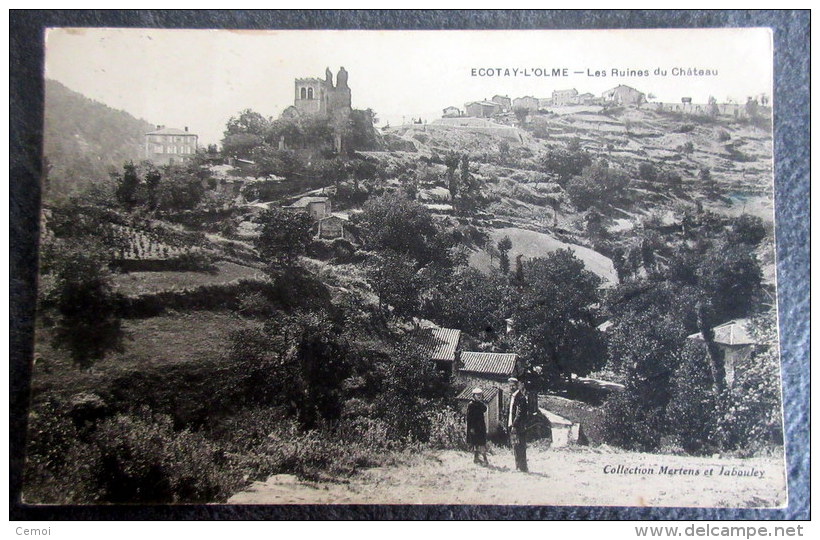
(111, 261, 265, 296)
(230, 445, 786, 507)
(31, 311, 260, 399)
(469, 227, 618, 286)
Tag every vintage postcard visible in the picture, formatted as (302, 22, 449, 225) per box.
(24, 27, 785, 507)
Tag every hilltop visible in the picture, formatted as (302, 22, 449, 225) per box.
(43, 79, 155, 202)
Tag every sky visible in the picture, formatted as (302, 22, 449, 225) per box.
(45, 28, 773, 146)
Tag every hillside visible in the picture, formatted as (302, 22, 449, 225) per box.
(43, 79, 155, 201)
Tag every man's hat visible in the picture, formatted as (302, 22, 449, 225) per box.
(472, 387, 483, 395)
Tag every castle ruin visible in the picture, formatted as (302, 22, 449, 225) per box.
(291, 67, 352, 118)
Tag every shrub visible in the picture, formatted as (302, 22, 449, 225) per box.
(92, 410, 241, 503)
(729, 214, 767, 245)
(638, 162, 659, 181)
(426, 407, 468, 450)
(237, 290, 275, 317)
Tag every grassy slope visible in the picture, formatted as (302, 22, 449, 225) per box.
(31, 311, 260, 400)
(110, 261, 265, 296)
(469, 227, 618, 286)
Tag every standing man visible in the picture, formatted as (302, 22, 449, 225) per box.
(507, 377, 529, 472)
(466, 388, 489, 465)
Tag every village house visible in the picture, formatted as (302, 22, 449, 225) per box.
(416, 327, 462, 374)
(315, 213, 356, 241)
(491, 94, 512, 112)
(283, 196, 332, 221)
(455, 351, 519, 388)
(552, 88, 579, 106)
(577, 92, 597, 105)
(464, 101, 500, 118)
(601, 84, 646, 107)
(687, 318, 757, 388)
(512, 95, 539, 113)
(442, 106, 462, 118)
(144, 126, 198, 166)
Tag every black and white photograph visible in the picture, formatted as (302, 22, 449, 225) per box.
(20, 26, 788, 507)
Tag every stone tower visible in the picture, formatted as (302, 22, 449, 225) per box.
(293, 67, 351, 117)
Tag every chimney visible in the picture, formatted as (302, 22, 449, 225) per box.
(184, 126, 188, 132)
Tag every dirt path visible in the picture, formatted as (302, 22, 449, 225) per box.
(229, 446, 786, 507)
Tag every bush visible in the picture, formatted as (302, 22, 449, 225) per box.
(237, 290, 275, 317)
(92, 410, 241, 503)
(638, 162, 658, 181)
(729, 214, 767, 245)
(426, 407, 468, 450)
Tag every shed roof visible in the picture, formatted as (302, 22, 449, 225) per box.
(460, 352, 517, 376)
(455, 385, 500, 403)
(416, 327, 461, 363)
(287, 196, 330, 208)
(687, 318, 755, 346)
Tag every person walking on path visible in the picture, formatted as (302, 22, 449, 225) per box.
(507, 377, 529, 472)
(466, 388, 489, 465)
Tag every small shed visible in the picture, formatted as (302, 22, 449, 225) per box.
(283, 196, 332, 221)
(687, 318, 756, 388)
(316, 213, 354, 241)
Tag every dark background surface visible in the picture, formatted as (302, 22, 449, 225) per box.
(9, 10, 810, 520)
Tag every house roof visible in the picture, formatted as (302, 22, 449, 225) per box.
(146, 127, 196, 136)
(465, 101, 499, 107)
(455, 385, 500, 403)
(687, 318, 755, 346)
(460, 352, 517, 376)
(286, 196, 330, 208)
(604, 84, 644, 95)
(416, 327, 461, 363)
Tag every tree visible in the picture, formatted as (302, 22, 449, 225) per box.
(444, 152, 460, 200)
(638, 162, 658, 182)
(249, 146, 305, 179)
(566, 159, 630, 211)
(42, 245, 125, 370)
(512, 249, 604, 378)
(224, 109, 271, 138)
(254, 208, 312, 269)
(699, 167, 721, 200)
(602, 283, 697, 451)
(222, 109, 271, 158)
(370, 344, 449, 441)
(433, 268, 513, 339)
(355, 191, 454, 268)
(497, 236, 512, 275)
(696, 240, 762, 322)
(456, 154, 485, 215)
(366, 251, 425, 322)
(144, 166, 162, 210)
(114, 161, 140, 210)
(513, 107, 529, 125)
(729, 214, 767, 245)
(541, 144, 592, 184)
(153, 165, 206, 212)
